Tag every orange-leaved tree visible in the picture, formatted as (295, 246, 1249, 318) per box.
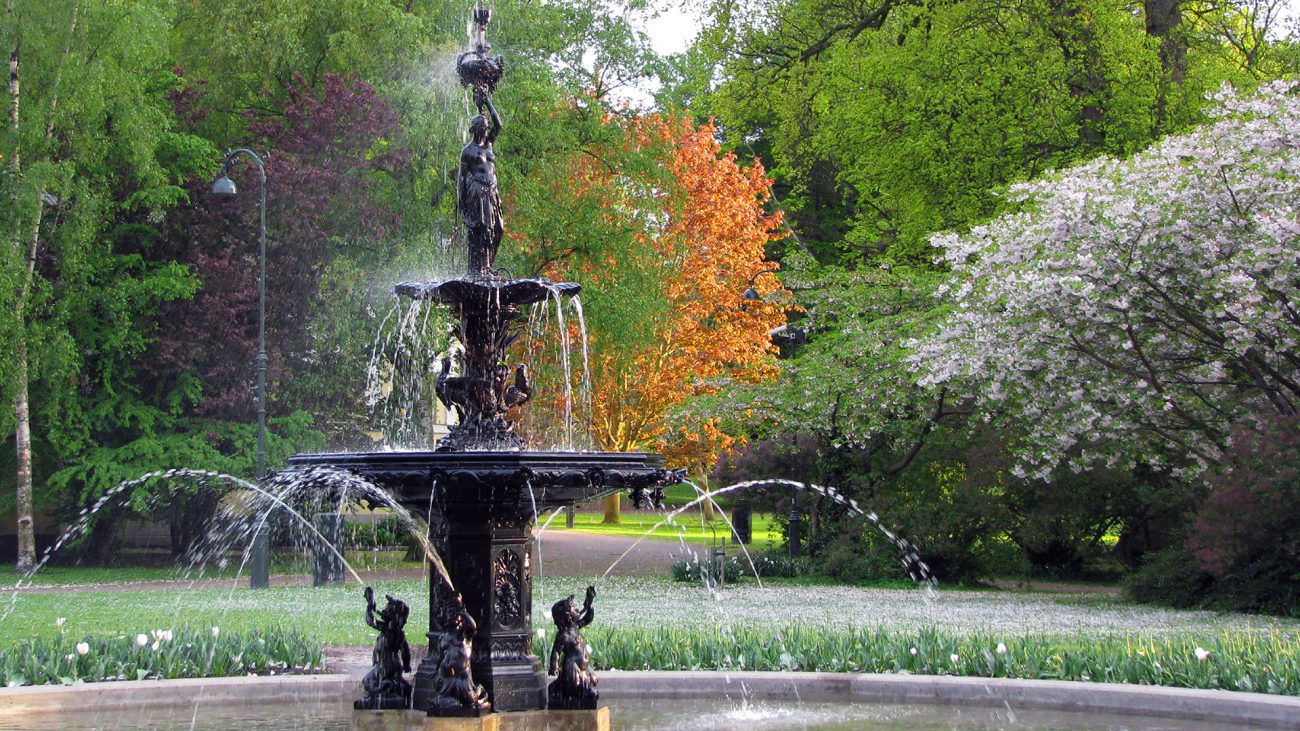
(512, 113, 787, 523)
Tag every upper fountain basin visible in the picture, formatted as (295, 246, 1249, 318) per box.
(394, 278, 580, 307)
(287, 449, 680, 511)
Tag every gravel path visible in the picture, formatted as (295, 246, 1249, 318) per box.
(6, 531, 688, 594)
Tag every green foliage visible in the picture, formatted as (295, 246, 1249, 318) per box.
(687, 0, 1283, 265)
(0, 626, 321, 687)
(343, 517, 408, 550)
(1127, 544, 1219, 610)
(669, 555, 743, 584)
(40, 413, 325, 557)
(746, 551, 809, 579)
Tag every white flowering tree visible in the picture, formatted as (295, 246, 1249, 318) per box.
(911, 82, 1300, 478)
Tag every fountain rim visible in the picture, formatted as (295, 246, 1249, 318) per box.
(3, 671, 1296, 729)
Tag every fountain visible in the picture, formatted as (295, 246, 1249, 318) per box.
(287, 6, 680, 717)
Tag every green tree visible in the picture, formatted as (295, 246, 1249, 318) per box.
(1, 0, 207, 570)
(683, 0, 1287, 265)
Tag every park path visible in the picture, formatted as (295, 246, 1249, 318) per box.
(5, 530, 692, 595)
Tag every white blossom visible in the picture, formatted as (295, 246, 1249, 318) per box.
(910, 82, 1300, 473)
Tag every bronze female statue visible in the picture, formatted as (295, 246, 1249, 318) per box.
(460, 89, 503, 276)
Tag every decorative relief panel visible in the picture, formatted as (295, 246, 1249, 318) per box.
(493, 548, 523, 628)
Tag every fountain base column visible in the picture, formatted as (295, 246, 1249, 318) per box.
(414, 501, 546, 713)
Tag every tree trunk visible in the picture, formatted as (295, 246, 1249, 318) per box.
(697, 472, 715, 522)
(14, 337, 34, 572)
(7, 2, 33, 573)
(1143, 0, 1185, 129)
(601, 493, 620, 524)
(1144, 0, 1185, 84)
(1051, 0, 1109, 151)
(8, 2, 76, 573)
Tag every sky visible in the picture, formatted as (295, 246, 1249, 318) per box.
(607, 3, 703, 106)
(640, 5, 701, 56)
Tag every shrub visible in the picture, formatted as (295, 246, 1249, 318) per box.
(344, 516, 408, 550)
(670, 556, 742, 584)
(536, 624, 1300, 696)
(1187, 413, 1300, 615)
(1132, 413, 1300, 616)
(746, 551, 810, 579)
(1127, 544, 1215, 609)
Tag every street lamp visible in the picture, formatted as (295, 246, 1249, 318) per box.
(213, 148, 270, 590)
(740, 266, 803, 557)
(742, 266, 779, 301)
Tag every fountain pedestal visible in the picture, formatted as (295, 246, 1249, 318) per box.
(289, 450, 678, 713)
(413, 499, 542, 711)
(301, 7, 681, 718)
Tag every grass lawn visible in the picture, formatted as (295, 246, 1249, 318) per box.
(544, 510, 782, 552)
(2, 575, 1297, 694)
(4, 575, 1297, 647)
(0, 565, 233, 588)
(0, 552, 421, 589)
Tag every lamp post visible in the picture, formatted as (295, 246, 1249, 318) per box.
(742, 267, 802, 557)
(742, 266, 779, 302)
(213, 148, 270, 590)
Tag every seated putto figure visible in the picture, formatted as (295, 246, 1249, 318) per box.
(355, 586, 412, 710)
(547, 585, 599, 710)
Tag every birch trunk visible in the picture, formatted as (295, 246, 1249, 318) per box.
(13, 338, 33, 572)
(6, 0, 35, 573)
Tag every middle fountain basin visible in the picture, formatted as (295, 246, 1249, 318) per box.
(288, 449, 679, 713)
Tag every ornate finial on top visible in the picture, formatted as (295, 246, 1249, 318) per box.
(472, 6, 491, 47)
(458, 7, 504, 101)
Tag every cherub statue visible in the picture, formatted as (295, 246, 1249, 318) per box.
(547, 585, 599, 710)
(355, 586, 413, 710)
(430, 592, 492, 716)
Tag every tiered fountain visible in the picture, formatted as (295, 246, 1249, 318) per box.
(289, 7, 679, 717)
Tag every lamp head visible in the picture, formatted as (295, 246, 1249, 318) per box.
(742, 286, 761, 301)
(211, 176, 237, 197)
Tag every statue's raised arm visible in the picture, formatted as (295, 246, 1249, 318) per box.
(474, 88, 502, 144)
